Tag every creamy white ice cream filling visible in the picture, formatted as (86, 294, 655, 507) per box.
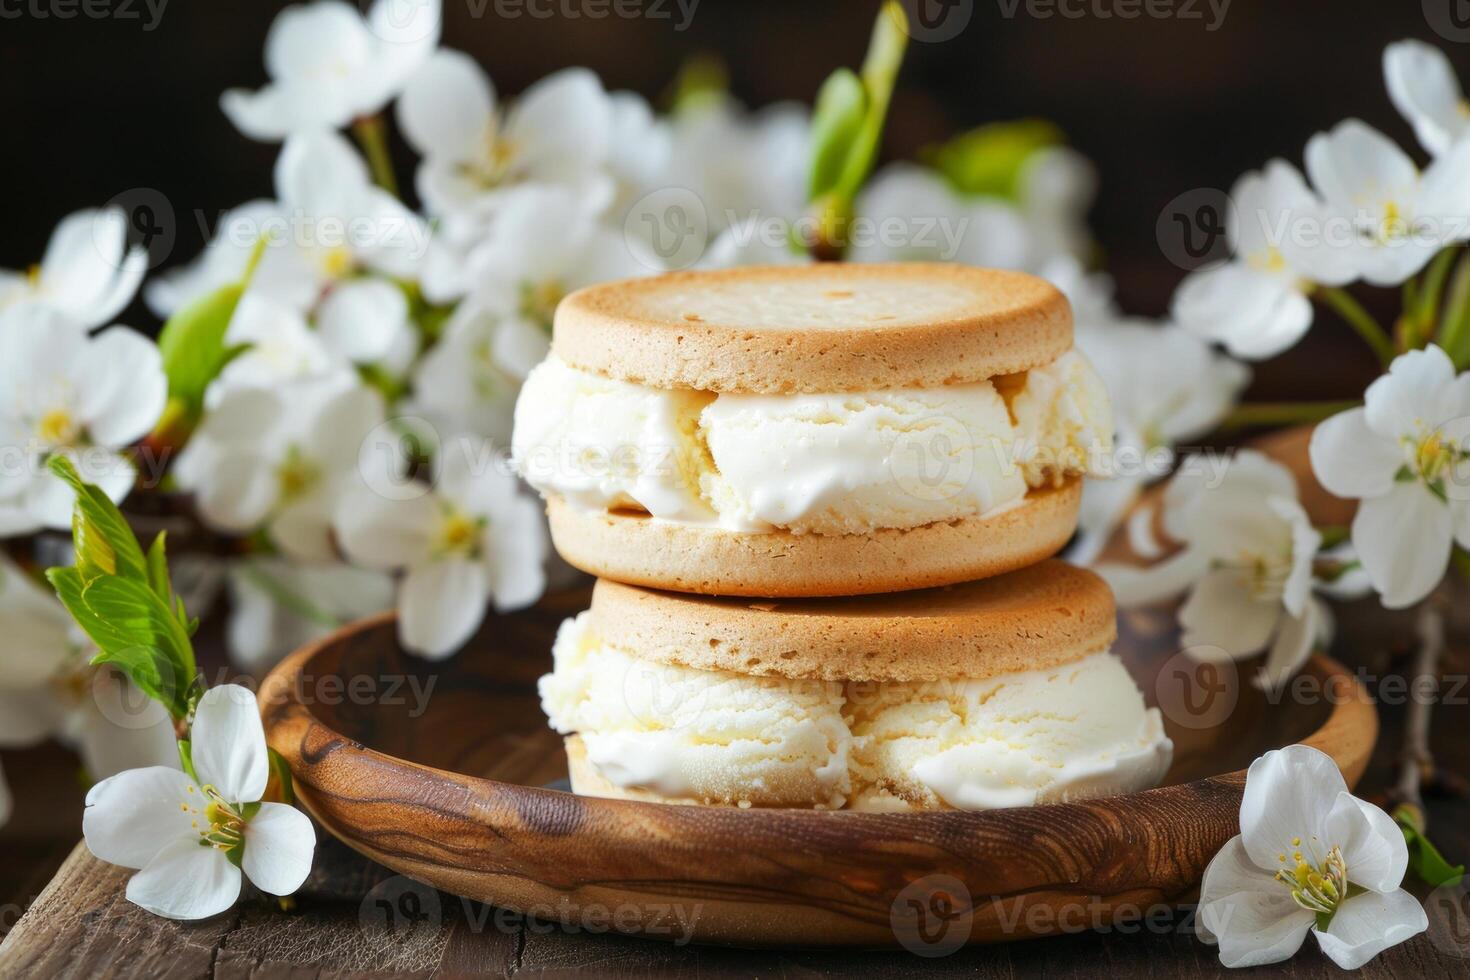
(512, 351, 1112, 535)
(539, 613, 1174, 810)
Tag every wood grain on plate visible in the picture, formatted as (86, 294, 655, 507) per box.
(256, 585, 1376, 948)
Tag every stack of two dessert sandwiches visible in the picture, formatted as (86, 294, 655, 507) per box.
(510, 263, 1172, 812)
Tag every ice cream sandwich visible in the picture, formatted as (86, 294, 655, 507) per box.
(538, 560, 1172, 811)
(512, 263, 1113, 597)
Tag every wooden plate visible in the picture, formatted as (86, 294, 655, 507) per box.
(260, 587, 1377, 948)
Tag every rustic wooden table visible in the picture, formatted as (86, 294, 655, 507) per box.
(0, 595, 1467, 978)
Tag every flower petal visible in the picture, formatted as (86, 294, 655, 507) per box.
(83, 766, 197, 870)
(1180, 568, 1283, 656)
(1257, 602, 1318, 692)
(190, 684, 269, 804)
(1363, 345, 1456, 439)
(1385, 39, 1469, 157)
(1323, 791, 1409, 894)
(1239, 744, 1348, 872)
(396, 49, 494, 162)
(242, 801, 316, 896)
(1198, 836, 1315, 967)
(1352, 485, 1453, 609)
(1313, 889, 1428, 970)
(316, 279, 408, 364)
(1095, 548, 1211, 608)
(1309, 408, 1402, 500)
(398, 557, 488, 659)
(335, 485, 436, 569)
(76, 327, 168, 447)
(484, 493, 548, 612)
(126, 836, 242, 921)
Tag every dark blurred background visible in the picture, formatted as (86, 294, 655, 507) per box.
(1, 0, 1457, 392)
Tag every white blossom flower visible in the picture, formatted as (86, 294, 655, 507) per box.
(208, 293, 350, 404)
(0, 208, 146, 329)
(275, 129, 430, 283)
(606, 90, 672, 216)
(449, 186, 653, 378)
(404, 305, 527, 448)
(0, 305, 167, 531)
(222, 0, 441, 141)
(662, 97, 810, 243)
(397, 53, 614, 228)
(1068, 318, 1249, 564)
(850, 164, 1033, 268)
(175, 379, 388, 562)
(83, 685, 316, 920)
(1384, 39, 1470, 158)
(226, 557, 394, 672)
(0, 554, 178, 782)
(1098, 452, 1325, 688)
(1173, 161, 1350, 359)
(144, 201, 322, 318)
(1304, 119, 1470, 286)
(1198, 744, 1427, 969)
(336, 437, 548, 658)
(1310, 344, 1470, 608)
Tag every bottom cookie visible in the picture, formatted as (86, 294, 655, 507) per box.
(545, 480, 1082, 597)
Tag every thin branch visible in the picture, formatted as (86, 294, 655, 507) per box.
(1395, 600, 1444, 821)
(1217, 400, 1359, 434)
(1318, 287, 1397, 366)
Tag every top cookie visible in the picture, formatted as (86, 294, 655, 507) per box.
(588, 559, 1116, 682)
(552, 263, 1072, 394)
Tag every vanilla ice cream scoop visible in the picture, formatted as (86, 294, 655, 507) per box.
(699, 382, 1028, 534)
(539, 612, 852, 808)
(512, 355, 715, 523)
(1011, 348, 1114, 489)
(846, 650, 1171, 811)
(541, 567, 1173, 811)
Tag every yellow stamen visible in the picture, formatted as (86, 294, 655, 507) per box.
(37, 408, 79, 446)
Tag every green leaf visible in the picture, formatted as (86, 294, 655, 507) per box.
(807, 68, 867, 202)
(268, 748, 296, 806)
(835, 0, 907, 202)
(47, 456, 148, 584)
(178, 738, 197, 782)
(83, 576, 196, 679)
(156, 282, 246, 423)
(1440, 251, 1470, 368)
(1397, 809, 1466, 888)
(145, 531, 172, 605)
(922, 118, 1064, 201)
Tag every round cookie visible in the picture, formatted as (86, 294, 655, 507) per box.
(546, 480, 1082, 598)
(552, 263, 1072, 394)
(587, 557, 1117, 683)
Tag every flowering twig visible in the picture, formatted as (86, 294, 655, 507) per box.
(1217, 399, 1360, 433)
(351, 114, 400, 198)
(1318, 286, 1397, 366)
(1395, 599, 1444, 819)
